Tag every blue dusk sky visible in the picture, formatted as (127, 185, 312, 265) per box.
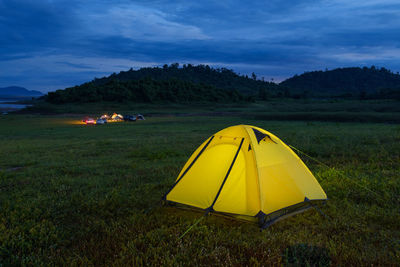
(1, 0, 400, 92)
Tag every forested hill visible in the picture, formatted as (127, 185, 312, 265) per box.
(46, 78, 247, 104)
(280, 66, 400, 97)
(92, 63, 279, 96)
(44, 64, 400, 104)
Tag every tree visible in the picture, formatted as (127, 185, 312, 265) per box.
(258, 88, 268, 100)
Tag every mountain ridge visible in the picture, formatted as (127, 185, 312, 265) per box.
(43, 64, 400, 103)
(0, 86, 43, 97)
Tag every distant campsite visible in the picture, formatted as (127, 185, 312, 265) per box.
(82, 113, 145, 125)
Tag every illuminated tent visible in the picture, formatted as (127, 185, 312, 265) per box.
(111, 113, 123, 120)
(163, 125, 327, 228)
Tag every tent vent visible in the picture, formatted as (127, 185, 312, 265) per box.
(252, 128, 277, 144)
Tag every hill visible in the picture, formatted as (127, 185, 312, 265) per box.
(280, 66, 400, 98)
(0, 86, 43, 98)
(44, 64, 282, 104)
(92, 63, 279, 96)
(45, 78, 247, 104)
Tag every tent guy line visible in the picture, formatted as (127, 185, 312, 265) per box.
(288, 144, 384, 203)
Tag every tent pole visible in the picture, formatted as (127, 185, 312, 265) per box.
(162, 136, 215, 200)
(207, 138, 244, 212)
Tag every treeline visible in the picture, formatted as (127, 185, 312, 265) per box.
(369, 87, 400, 100)
(45, 78, 248, 104)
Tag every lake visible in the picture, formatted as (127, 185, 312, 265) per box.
(0, 98, 31, 112)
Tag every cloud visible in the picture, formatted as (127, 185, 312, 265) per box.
(321, 47, 400, 62)
(79, 3, 209, 41)
(1, 0, 400, 91)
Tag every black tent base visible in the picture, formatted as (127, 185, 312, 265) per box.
(164, 199, 327, 229)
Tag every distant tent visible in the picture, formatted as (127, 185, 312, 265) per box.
(111, 113, 123, 120)
(163, 125, 327, 228)
(137, 114, 145, 120)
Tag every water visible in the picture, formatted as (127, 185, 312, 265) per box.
(0, 98, 31, 112)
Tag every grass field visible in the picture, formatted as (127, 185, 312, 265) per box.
(0, 113, 399, 265)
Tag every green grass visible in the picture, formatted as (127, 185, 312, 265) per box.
(0, 114, 399, 265)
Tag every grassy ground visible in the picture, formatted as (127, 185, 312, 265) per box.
(0, 114, 399, 265)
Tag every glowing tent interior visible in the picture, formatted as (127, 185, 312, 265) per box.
(163, 125, 327, 228)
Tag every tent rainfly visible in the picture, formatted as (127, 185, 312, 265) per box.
(163, 125, 327, 228)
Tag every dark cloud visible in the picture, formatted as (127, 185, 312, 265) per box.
(0, 0, 399, 91)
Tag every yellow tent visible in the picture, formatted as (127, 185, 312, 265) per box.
(163, 125, 327, 228)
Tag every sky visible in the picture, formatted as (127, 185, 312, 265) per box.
(1, 0, 400, 92)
